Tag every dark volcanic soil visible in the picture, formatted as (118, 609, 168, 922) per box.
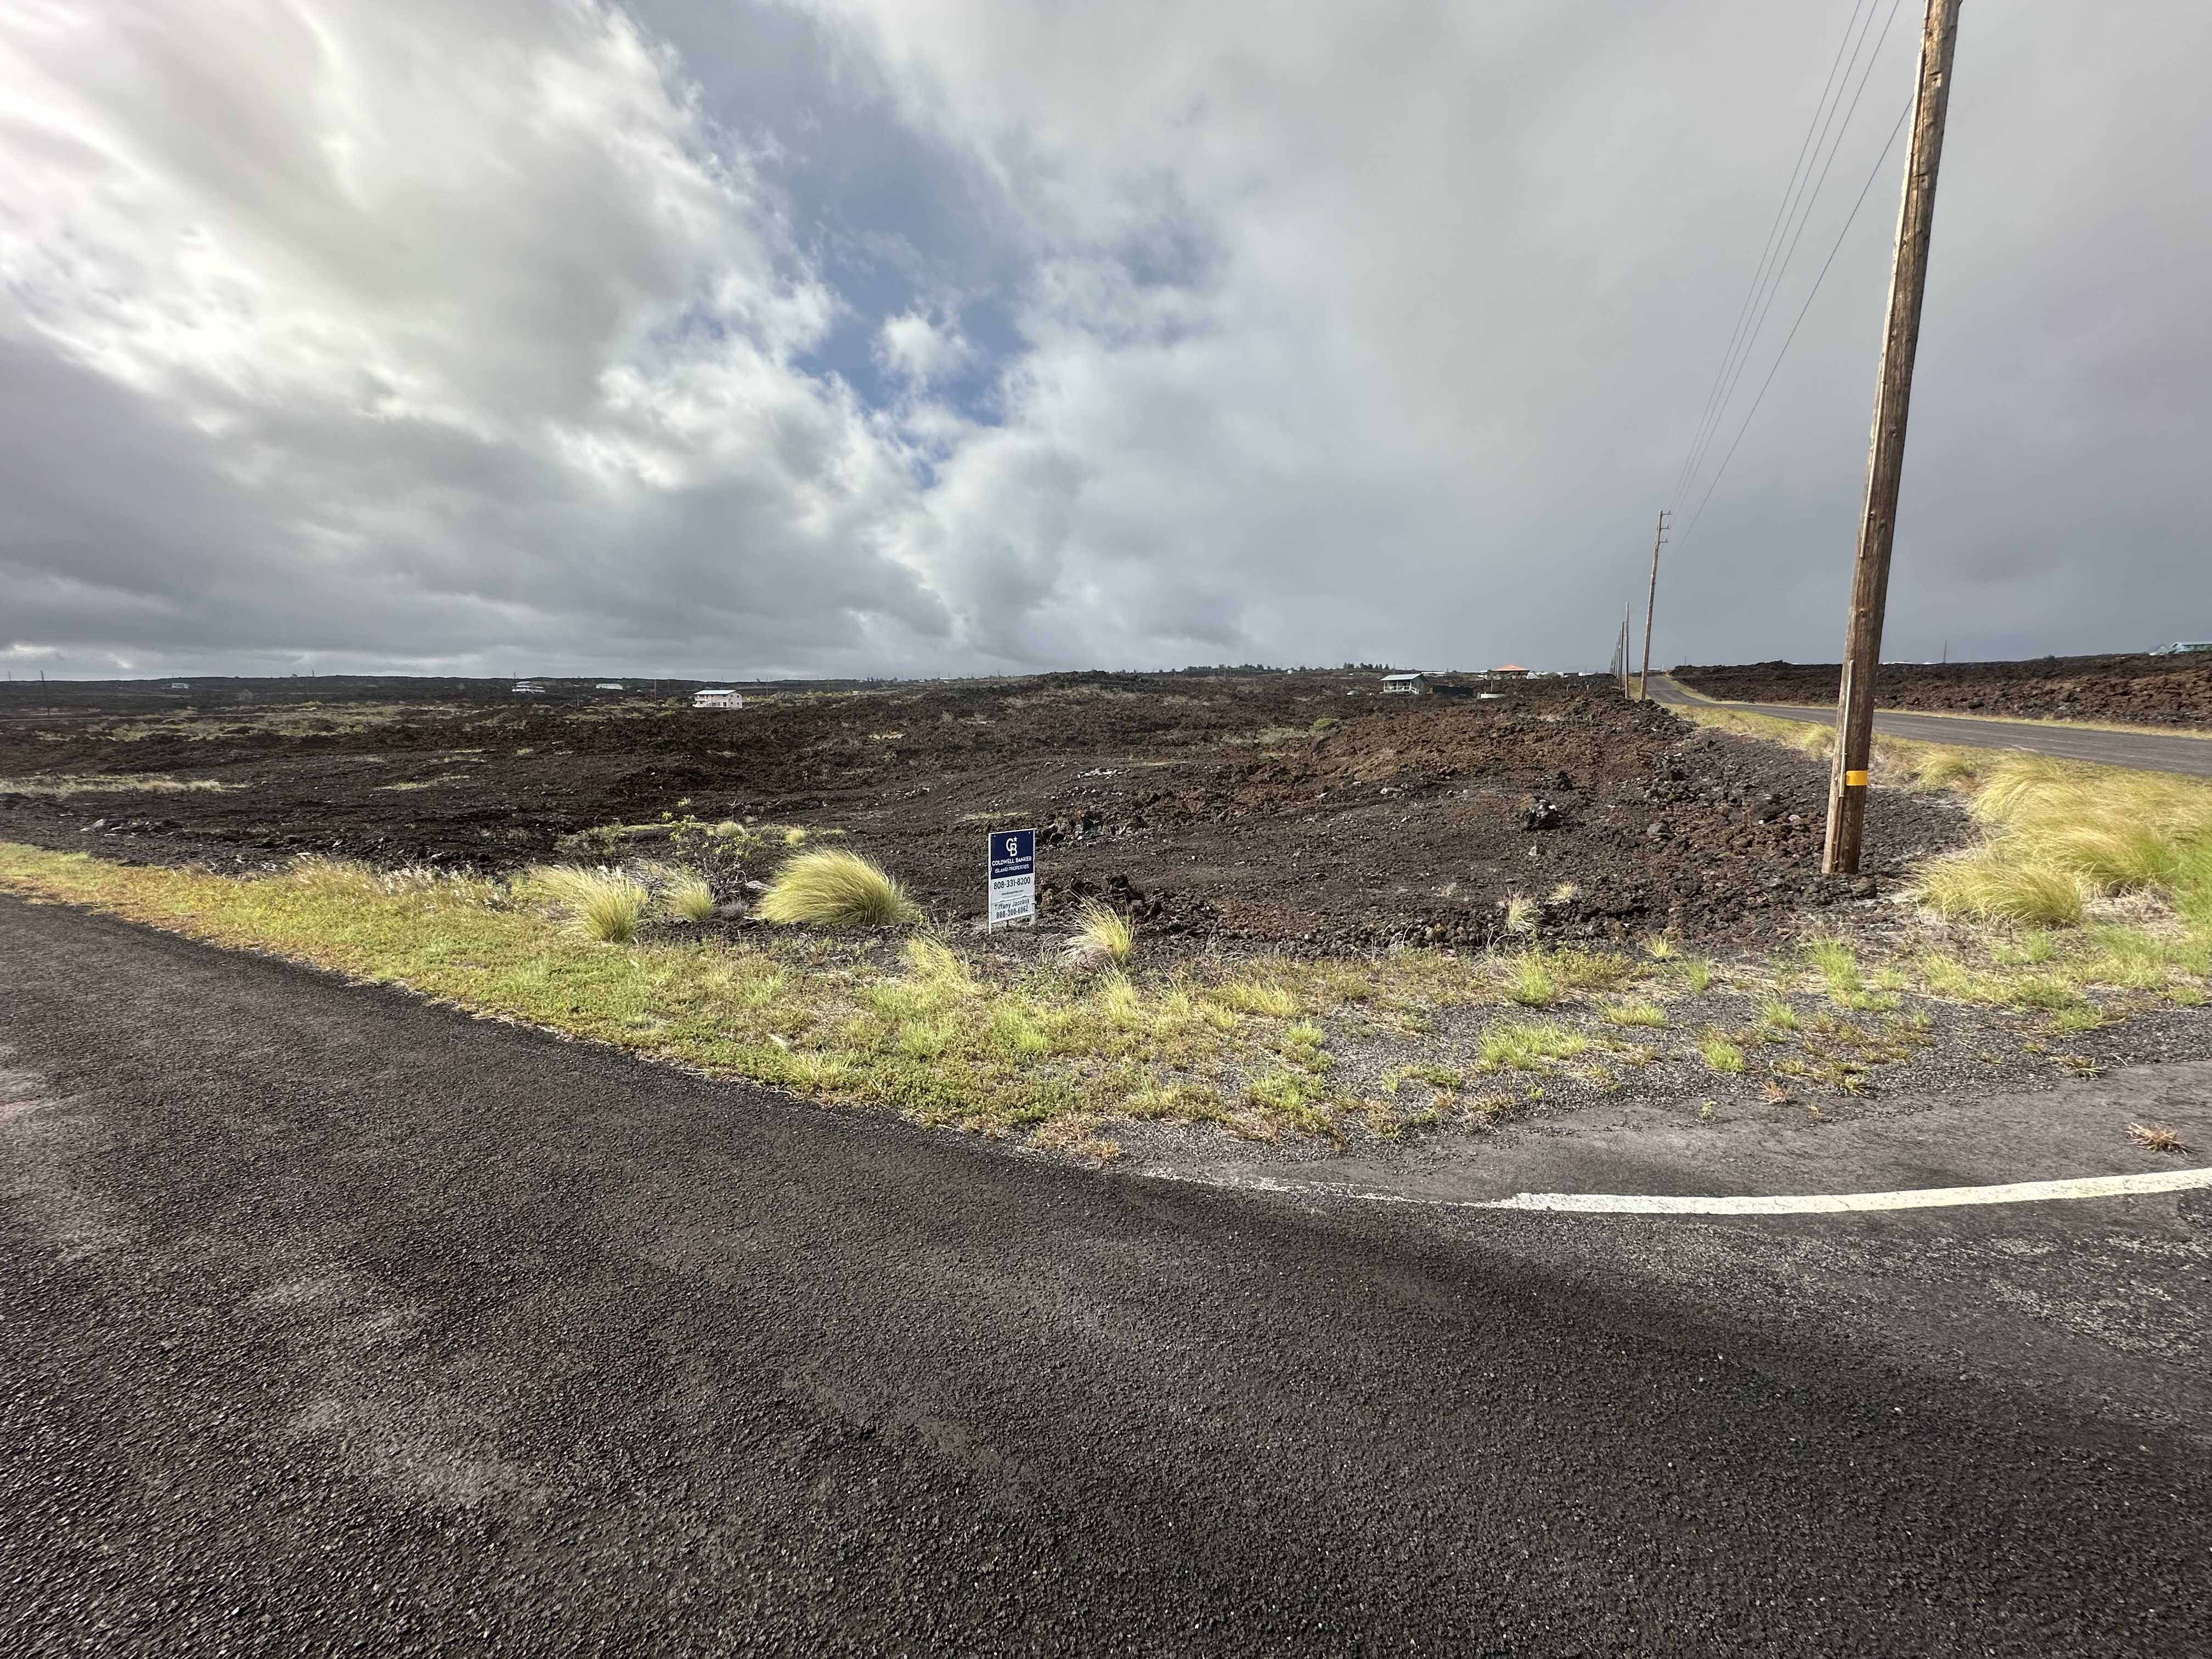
(0, 671, 1968, 951)
(1675, 652, 2212, 729)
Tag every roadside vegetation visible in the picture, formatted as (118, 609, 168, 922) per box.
(3, 716, 2209, 1159)
(665, 875, 718, 923)
(1677, 703, 1998, 792)
(1913, 757, 2212, 927)
(0, 773, 239, 797)
(529, 866, 651, 944)
(0, 841, 1420, 1153)
(757, 848, 921, 928)
(1684, 702, 2212, 944)
(1063, 900, 1136, 973)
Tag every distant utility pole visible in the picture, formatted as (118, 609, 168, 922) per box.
(1638, 511, 1669, 700)
(1823, 0, 1964, 877)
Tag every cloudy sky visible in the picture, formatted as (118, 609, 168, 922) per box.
(3, 0, 2207, 681)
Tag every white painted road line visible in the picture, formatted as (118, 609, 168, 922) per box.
(1475, 1166, 2212, 1215)
(1159, 1165, 2212, 1216)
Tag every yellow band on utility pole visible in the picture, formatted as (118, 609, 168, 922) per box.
(1844, 770, 1869, 787)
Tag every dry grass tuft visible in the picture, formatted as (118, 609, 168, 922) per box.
(757, 848, 920, 928)
(1680, 704, 1833, 759)
(1915, 858, 2089, 926)
(531, 865, 649, 943)
(1900, 745, 1991, 792)
(2126, 1121, 2192, 1155)
(1062, 900, 1135, 973)
(1912, 755, 2212, 926)
(0, 774, 238, 797)
(665, 877, 717, 923)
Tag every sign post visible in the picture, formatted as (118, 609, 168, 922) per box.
(986, 829, 1036, 928)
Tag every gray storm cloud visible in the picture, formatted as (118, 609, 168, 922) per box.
(2, 0, 2208, 679)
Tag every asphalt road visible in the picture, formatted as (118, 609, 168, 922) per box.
(1646, 675, 2212, 777)
(4, 895, 2210, 1655)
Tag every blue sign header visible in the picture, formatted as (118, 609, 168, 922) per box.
(988, 828, 1035, 880)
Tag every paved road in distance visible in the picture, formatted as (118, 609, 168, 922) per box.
(3, 896, 2209, 1655)
(1648, 675, 2212, 777)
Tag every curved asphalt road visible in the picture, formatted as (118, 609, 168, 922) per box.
(4, 896, 2210, 1655)
(1647, 675, 2212, 777)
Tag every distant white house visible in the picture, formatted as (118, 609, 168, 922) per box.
(595, 682, 626, 691)
(168, 680, 190, 691)
(1381, 672, 1425, 696)
(692, 688, 745, 710)
(2150, 642, 2212, 656)
(513, 680, 545, 694)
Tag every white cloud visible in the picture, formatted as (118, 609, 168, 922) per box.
(0, 0, 946, 675)
(876, 310, 968, 387)
(3, 0, 2209, 678)
(799, 0, 2212, 669)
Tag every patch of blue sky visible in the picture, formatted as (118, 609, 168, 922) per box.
(627, 0, 1025, 424)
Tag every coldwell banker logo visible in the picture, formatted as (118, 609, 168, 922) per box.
(987, 828, 1035, 926)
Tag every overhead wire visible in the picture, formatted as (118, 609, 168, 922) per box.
(1674, 0, 1910, 520)
(1678, 96, 1914, 540)
(1670, 0, 1904, 518)
(1664, 0, 1875, 515)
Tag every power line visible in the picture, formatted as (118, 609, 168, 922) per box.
(1669, 0, 1891, 514)
(1666, 0, 1876, 515)
(1678, 0, 1910, 514)
(1673, 0, 1908, 517)
(1678, 97, 1913, 539)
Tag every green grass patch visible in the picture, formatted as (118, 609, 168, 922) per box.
(1698, 1035, 1746, 1075)
(1503, 955, 1555, 1006)
(1499, 947, 1637, 1007)
(1802, 936, 1897, 1011)
(1917, 860, 2089, 926)
(1477, 1021, 1590, 1071)
(1211, 977, 1300, 1018)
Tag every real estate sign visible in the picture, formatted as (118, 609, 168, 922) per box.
(986, 828, 1035, 927)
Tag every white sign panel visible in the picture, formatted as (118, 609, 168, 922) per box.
(987, 828, 1036, 927)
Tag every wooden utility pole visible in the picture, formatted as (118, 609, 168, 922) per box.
(1823, 0, 1963, 876)
(1638, 511, 1669, 700)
